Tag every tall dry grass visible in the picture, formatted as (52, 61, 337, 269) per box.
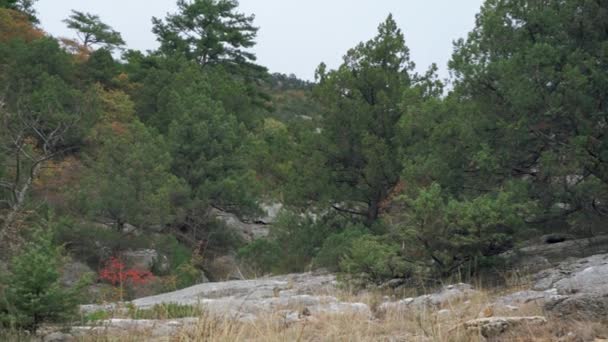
(63, 283, 608, 342)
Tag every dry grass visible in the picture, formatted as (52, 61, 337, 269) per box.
(31, 284, 608, 342)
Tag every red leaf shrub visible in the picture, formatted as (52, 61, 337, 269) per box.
(99, 257, 154, 287)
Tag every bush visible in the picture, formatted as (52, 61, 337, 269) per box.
(238, 239, 282, 275)
(313, 225, 368, 271)
(397, 182, 531, 277)
(175, 261, 201, 289)
(152, 235, 192, 273)
(340, 235, 411, 283)
(0, 228, 86, 330)
(128, 303, 204, 320)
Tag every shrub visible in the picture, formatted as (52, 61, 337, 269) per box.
(0, 229, 86, 330)
(175, 261, 201, 289)
(99, 257, 154, 301)
(340, 235, 411, 283)
(237, 239, 282, 275)
(128, 303, 204, 320)
(152, 235, 192, 274)
(398, 182, 531, 277)
(313, 225, 368, 271)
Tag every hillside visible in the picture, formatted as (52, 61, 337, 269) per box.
(1, 0, 607, 340)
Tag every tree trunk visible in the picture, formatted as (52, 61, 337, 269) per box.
(366, 198, 380, 226)
(1, 162, 40, 232)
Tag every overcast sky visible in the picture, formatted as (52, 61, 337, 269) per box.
(35, 0, 484, 81)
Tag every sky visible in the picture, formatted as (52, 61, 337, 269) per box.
(34, 0, 484, 81)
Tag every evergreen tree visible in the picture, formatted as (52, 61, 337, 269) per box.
(152, 0, 265, 76)
(63, 10, 125, 51)
(0, 228, 83, 330)
(450, 0, 608, 232)
(0, 0, 37, 23)
(307, 15, 415, 225)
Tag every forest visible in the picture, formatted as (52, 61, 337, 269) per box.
(0, 0, 607, 335)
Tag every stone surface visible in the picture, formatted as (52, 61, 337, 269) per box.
(60, 260, 94, 287)
(122, 249, 166, 272)
(209, 203, 282, 242)
(532, 253, 608, 294)
(69, 318, 199, 339)
(379, 283, 478, 312)
(502, 235, 608, 273)
(43, 331, 74, 342)
(82, 272, 370, 321)
(530, 253, 608, 320)
(464, 316, 547, 338)
(205, 255, 245, 281)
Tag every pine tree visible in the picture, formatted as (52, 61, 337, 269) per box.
(0, 228, 83, 330)
(152, 0, 260, 70)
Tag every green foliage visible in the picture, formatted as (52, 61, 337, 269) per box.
(239, 212, 361, 274)
(63, 10, 125, 50)
(449, 0, 608, 233)
(237, 239, 282, 275)
(298, 15, 422, 225)
(340, 235, 410, 283)
(174, 262, 201, 289)
(153, 235, 192, 273)
(0, 228, 85, 330)
(313, 225, 369, 271)
(75, 88, 187, 230)
(83, 310, 111, 322)
(0, 0, 38, 23)
(152, 0, 261, 72)
(128, 303, 204, 320)
(397, 183, 532, 277)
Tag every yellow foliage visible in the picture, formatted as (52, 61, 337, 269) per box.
(0, 8, 44, 43)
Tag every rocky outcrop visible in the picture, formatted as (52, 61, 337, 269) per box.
(82, 272, 370, 321)
(531, 253, 608, 320)
(501, 235, 608, 273)
(60, 260, 94, 287)
(464, 316, 547, 338)
(122, 249, 168, 273)
(209, 203, 282, 242)
(491, 253, 608, 320)
(379, 283, 478, 312)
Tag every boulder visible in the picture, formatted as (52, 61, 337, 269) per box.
(379, 283, 478, 312)
(205, 255, 244, 281)
(122, 249, 167, 272)
(70, 318, 199, 339)
(209, 208, 270, 242)
(502, 235, 608, 273)
(42, 331, 74, 342)
(544, 293, 608, 320)
(531, 253, 608, 319)
(464, 316, 547, 338)
(83, 272, 370, 322)
(60, 260, 94, 287)
(532, 253, 608, 294)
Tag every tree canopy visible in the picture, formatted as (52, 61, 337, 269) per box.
(152, 0, 259, 71)
(63, 10, 125, 51)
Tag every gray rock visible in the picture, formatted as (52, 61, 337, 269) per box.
(209, 207, 271, 242)
(493, 289, 566, 307)
(379, 283, 478, 312)
(531, 253, 608, 319)
(43, 331, 74, 342)
(83, 272, 369, 321)
(464, 316, 547, 338)
(122, 249, 166, 272)
(532, 253, 608, 294)
(544, 293, 608, 320)
(70, 318, 199, 338)
(60, 260, 94, 287)
(504, 235, 608, 270)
